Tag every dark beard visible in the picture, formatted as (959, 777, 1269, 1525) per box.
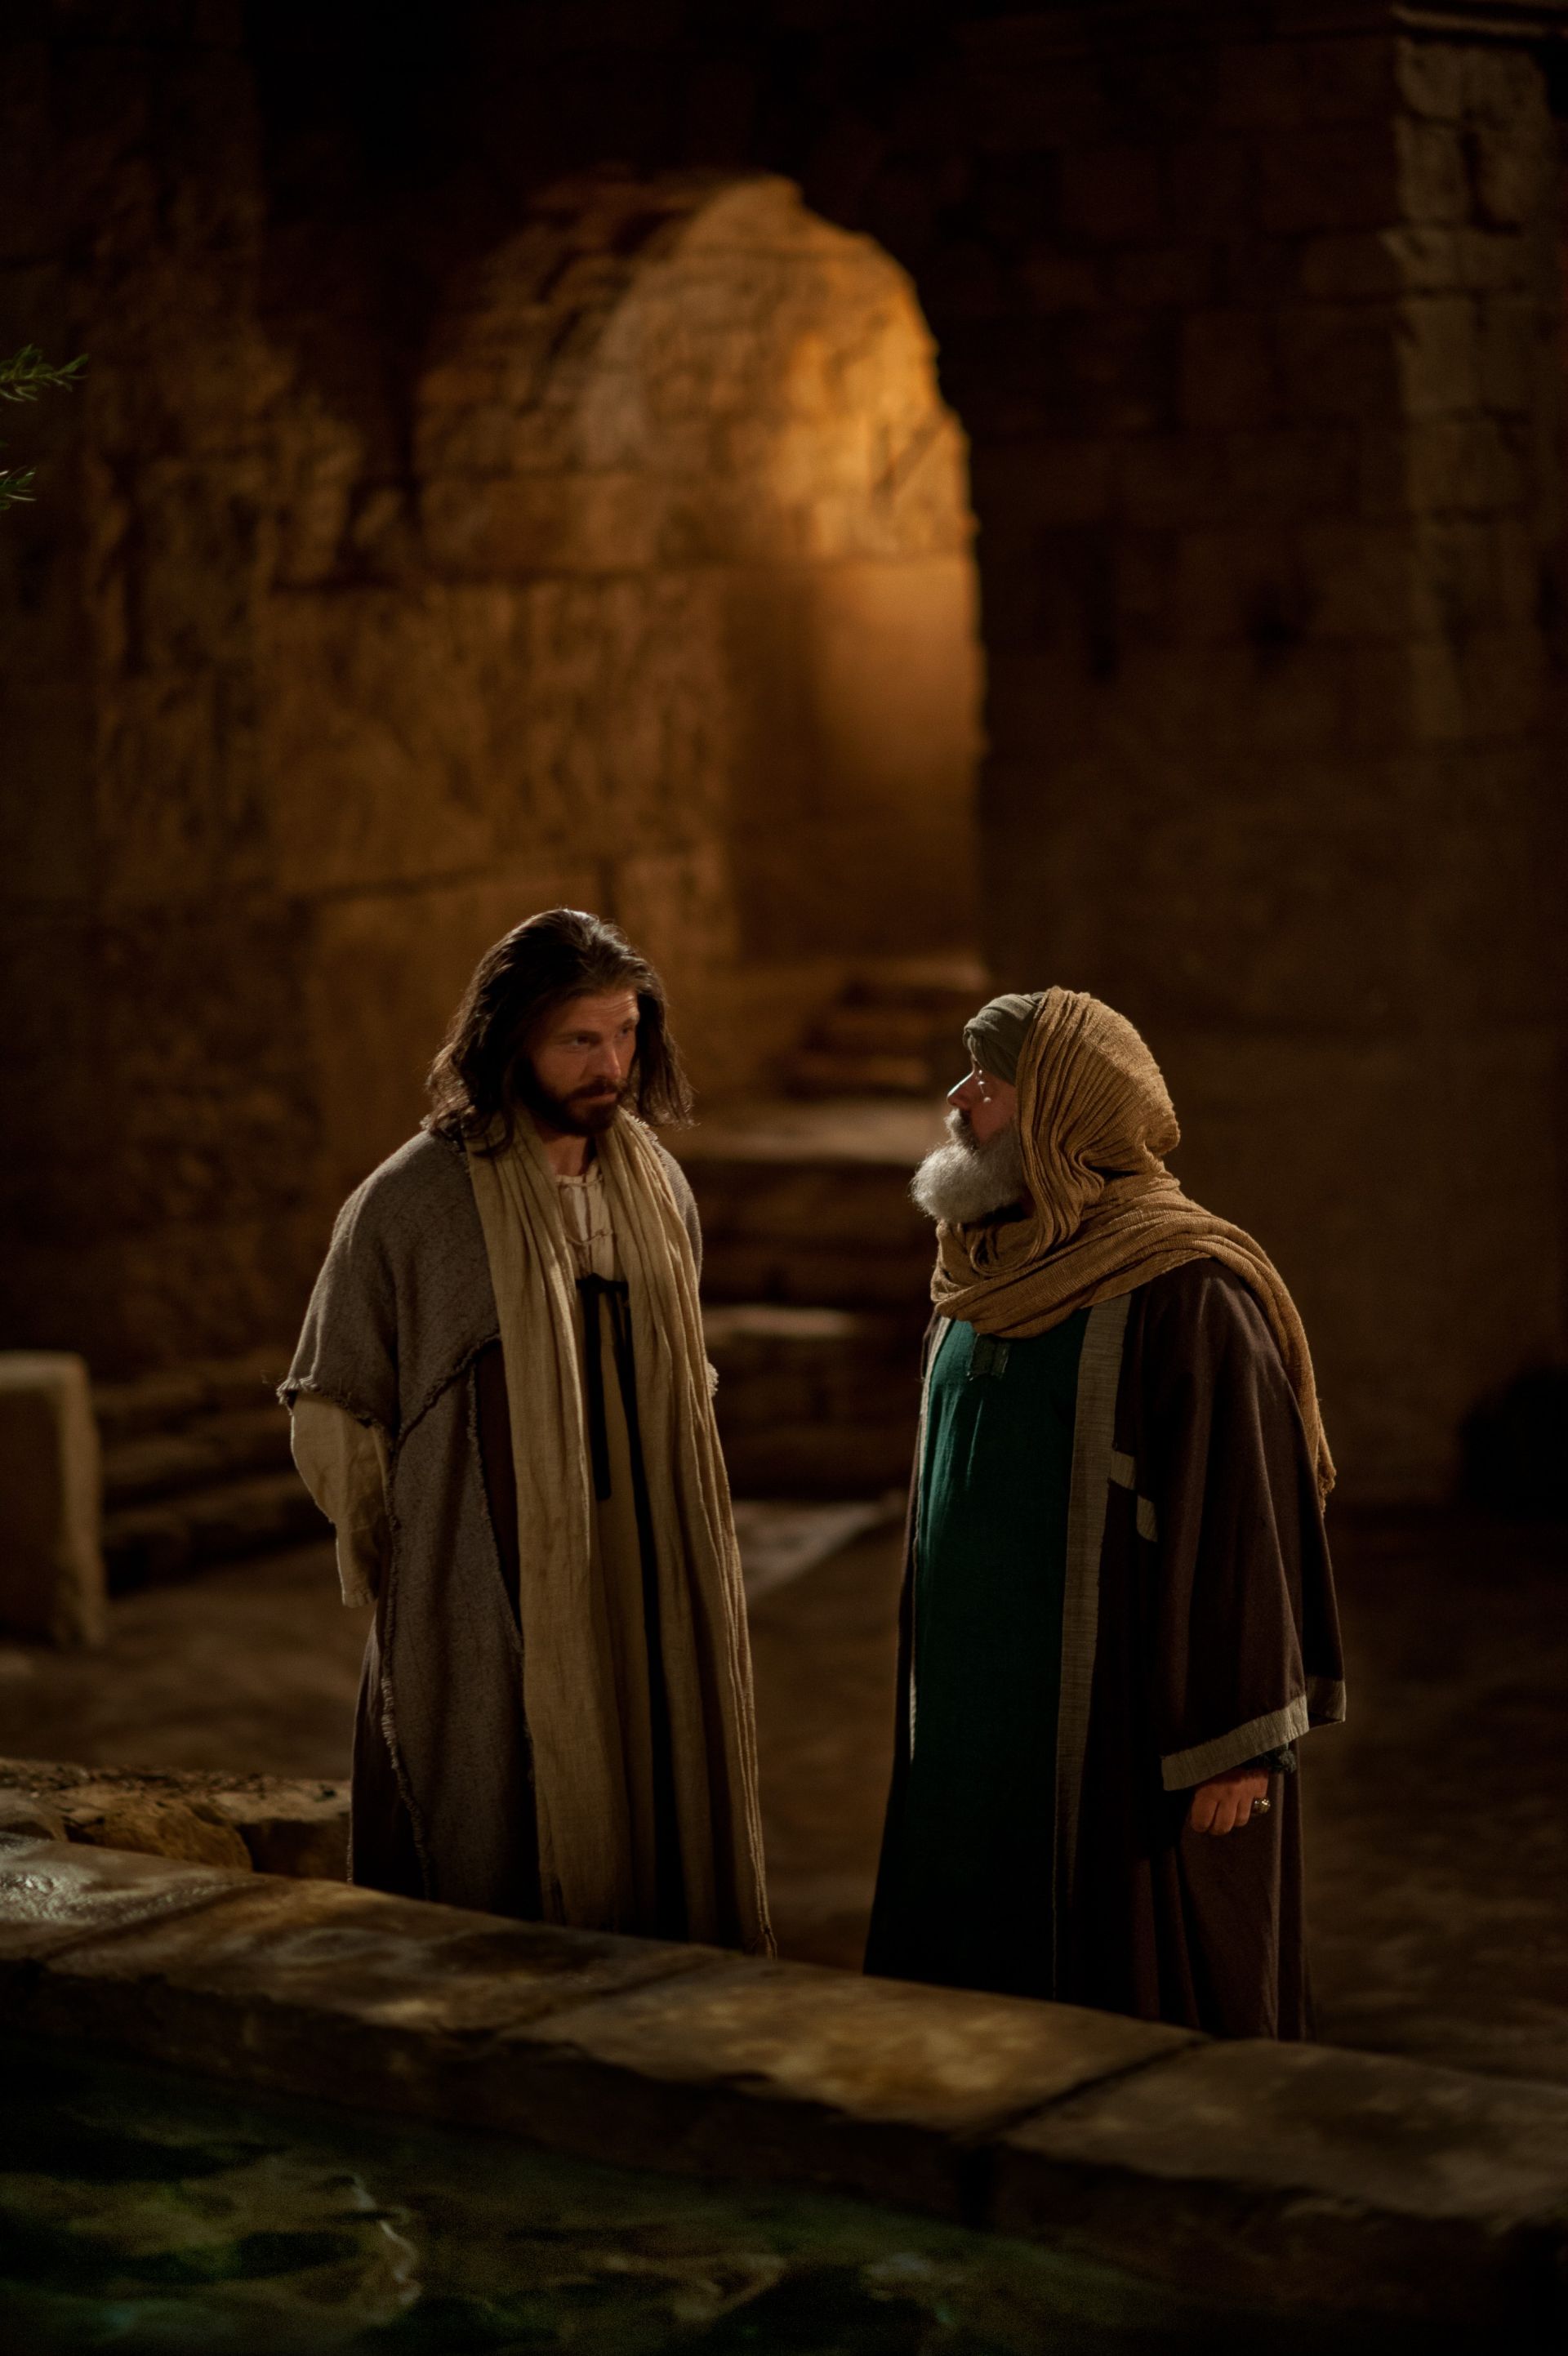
(514, 1061, 628, 1138)
(910, 1110, 1027, 1224)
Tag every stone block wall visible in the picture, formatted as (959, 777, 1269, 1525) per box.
(928, 17, 1566, 1495)
(0, 17, 323, 1371)
(0, 19, 981, 1363)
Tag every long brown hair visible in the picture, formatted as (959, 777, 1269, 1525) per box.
(425, 908, 693, 1150)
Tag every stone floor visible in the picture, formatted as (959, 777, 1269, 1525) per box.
(0, 1509, 1562, 2084)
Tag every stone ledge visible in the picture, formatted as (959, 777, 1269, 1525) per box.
(996, 2038, 1568, 2334)
(0, 1756, 350, 1877)
(2, 1839, 1566, 2334)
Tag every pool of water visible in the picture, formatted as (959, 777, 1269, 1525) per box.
(0, 2038, 1442, 2354)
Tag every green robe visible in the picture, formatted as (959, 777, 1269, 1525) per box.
(867, 1263, 1347, 2040)
(871, 1310, 1089, 1999)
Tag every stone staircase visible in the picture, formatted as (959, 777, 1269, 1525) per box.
(95, 1351, 315, 1592)
(682, 1097, 945, 1497)
(782, 962, 982, 1098)
(705, 1305, 919, 1498)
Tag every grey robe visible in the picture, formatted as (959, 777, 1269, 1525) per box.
(283, 1127, 702, 1916)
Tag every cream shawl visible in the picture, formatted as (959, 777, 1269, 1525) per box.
(466, 1111, 773, 1952)
(933, 988, 1334, 1498)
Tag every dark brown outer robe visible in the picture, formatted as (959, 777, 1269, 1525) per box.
(866, 1258, 1345, 2040)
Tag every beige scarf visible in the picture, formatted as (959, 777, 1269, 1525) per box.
(466, 1111, 773, 1951)
(933, 989, 1334, 1498)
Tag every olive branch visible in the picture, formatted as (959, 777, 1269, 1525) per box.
(0, 345, 87, 513)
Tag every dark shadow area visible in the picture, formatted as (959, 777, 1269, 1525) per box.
(1459, 1368, 1568, 1516)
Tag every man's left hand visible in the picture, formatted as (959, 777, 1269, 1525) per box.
(1187, 1768, 1269, 1834)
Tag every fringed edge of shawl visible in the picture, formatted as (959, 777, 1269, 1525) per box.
(277, 1374, 386, 1429)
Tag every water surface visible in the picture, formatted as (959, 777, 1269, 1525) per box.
(0, 2038, 1446, 2353)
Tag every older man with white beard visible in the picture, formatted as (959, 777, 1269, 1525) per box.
(865, 988, 1344, 2039)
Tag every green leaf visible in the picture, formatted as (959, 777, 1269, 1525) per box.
(0, 345, 87, 404)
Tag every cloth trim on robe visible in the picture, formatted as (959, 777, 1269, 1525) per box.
(1307, 1674, 1348, 1721)
(1160, 1696, 1312, 1791)
(1054, 1290, 1131, 1994)
(1160, 1674, 1349, 1790)
(1107, 1450, 1159, 1541)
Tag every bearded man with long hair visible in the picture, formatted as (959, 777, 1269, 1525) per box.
(284, 910, 771, 1953)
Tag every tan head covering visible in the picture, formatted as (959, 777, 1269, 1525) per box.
(933, 987, 1334, 1496)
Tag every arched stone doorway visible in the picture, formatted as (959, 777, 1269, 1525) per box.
(272, 169, 982, 1207)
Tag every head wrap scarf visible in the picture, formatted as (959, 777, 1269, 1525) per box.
(934, 986, 1334, 1497)
(962, 991, 1045, 1088)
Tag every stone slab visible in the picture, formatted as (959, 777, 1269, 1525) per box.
(500, 1957, 1193, 2214)
(0, 1836, 251, 1962)
(0, 1352, 105, 1646)
(992, 2037, 1568, 2330)
(27, 1866, 716, 2038)
(4, 1846, 724, 2117)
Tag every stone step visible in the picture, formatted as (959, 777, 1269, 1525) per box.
(812, 1004, 949, 1053)
(705, 1303, 911, 1391)
(723, 1420, 917, 1499)
(100, 1469, 327, 1594)
(93, 1348, 292, 1445)
(782, 971, 979, 1098)
(686, 1156, 936, 1312)
(702, 1240, 934, 1313)
(706, 1303, 920, 1497)
(101, 1406, 295, 1508)
(786, 1047, 937, 1096)
(838, 980, 978, 1022)
(91, 1348, 312, 1591)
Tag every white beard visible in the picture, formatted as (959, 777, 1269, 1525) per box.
(911, 1111, 1027, 1226)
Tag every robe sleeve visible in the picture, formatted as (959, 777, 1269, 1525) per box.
(279, 1170, 402, 1436)
(1135, 1263, 1344, 1792)
(288, 1394, 390, 1608)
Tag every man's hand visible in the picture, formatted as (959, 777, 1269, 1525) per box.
(1187, 1768, 1269, 1835)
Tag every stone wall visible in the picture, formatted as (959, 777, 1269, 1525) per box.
(0, 18, 980, 1361)
(946, 20, 1567, 1495)
(1, 0, 1563, 1494)
(1, 19, 321, 1371)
